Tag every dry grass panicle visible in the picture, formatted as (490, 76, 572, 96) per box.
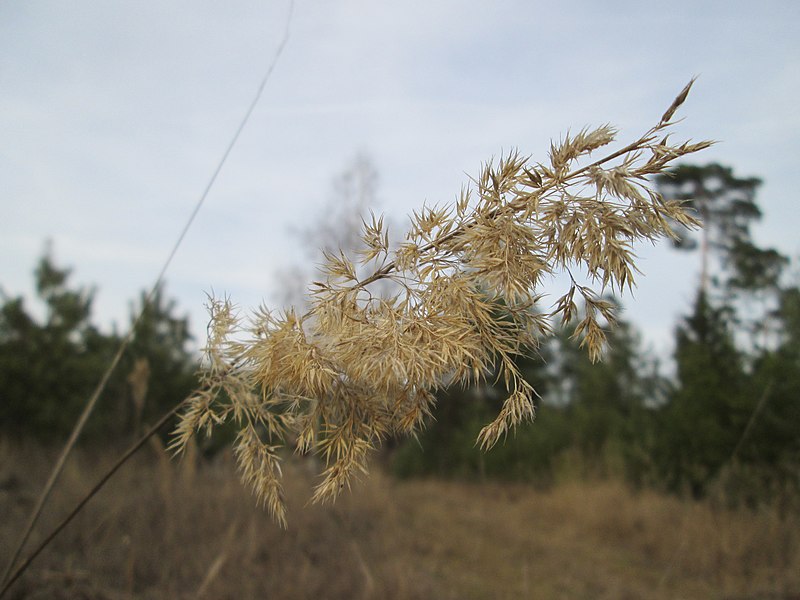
(172, 82, 712, 523)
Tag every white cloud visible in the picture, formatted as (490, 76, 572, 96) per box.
(1, 0, 798, 359)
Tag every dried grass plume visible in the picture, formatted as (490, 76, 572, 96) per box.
(171, 81, 711, 525)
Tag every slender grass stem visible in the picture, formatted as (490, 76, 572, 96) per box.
(0, 0, 294, 590)
(0, 399, 187, 598)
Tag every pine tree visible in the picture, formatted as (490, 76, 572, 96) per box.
(0, 249, 121, 437)
(655, 291, 748, 496)
(740, 285, 800, 504)
(655, 163, 786, 296)
(653, 164, 794, 500)
(0, 249, 198, 440)
(548, 305, 663, 478)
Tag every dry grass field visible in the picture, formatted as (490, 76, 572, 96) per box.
(1, 439, 798, 599)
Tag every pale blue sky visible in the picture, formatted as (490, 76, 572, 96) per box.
(1, 0, 798, 357)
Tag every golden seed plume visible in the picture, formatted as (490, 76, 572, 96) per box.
(172, 81, 711, 524)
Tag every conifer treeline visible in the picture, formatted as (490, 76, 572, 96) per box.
(1, 163, 797, 505)
(0, 249, 197, 441)
(394, 163, 800, 505)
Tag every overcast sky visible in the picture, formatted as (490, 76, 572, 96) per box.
(2, 0, 798, 359)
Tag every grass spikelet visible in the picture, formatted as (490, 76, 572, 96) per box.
(173, 82, 712, 522)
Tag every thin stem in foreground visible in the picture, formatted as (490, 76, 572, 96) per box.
(0, 399, 188, 599)
(1, 2, 294, 585)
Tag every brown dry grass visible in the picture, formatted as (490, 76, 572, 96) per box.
(1, 438, 797, 599)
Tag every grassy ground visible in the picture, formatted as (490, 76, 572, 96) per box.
(1, 438, 798, 599)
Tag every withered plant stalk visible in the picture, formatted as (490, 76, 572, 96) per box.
(171, 80, 711, 526)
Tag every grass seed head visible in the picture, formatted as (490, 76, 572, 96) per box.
(173, 82, 711, 523)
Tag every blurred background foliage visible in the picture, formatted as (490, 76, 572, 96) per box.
(0, 247, 198, 441)
(1, 161, 798, 510)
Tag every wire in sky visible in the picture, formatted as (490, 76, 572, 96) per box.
(1, 1, 295, 592)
